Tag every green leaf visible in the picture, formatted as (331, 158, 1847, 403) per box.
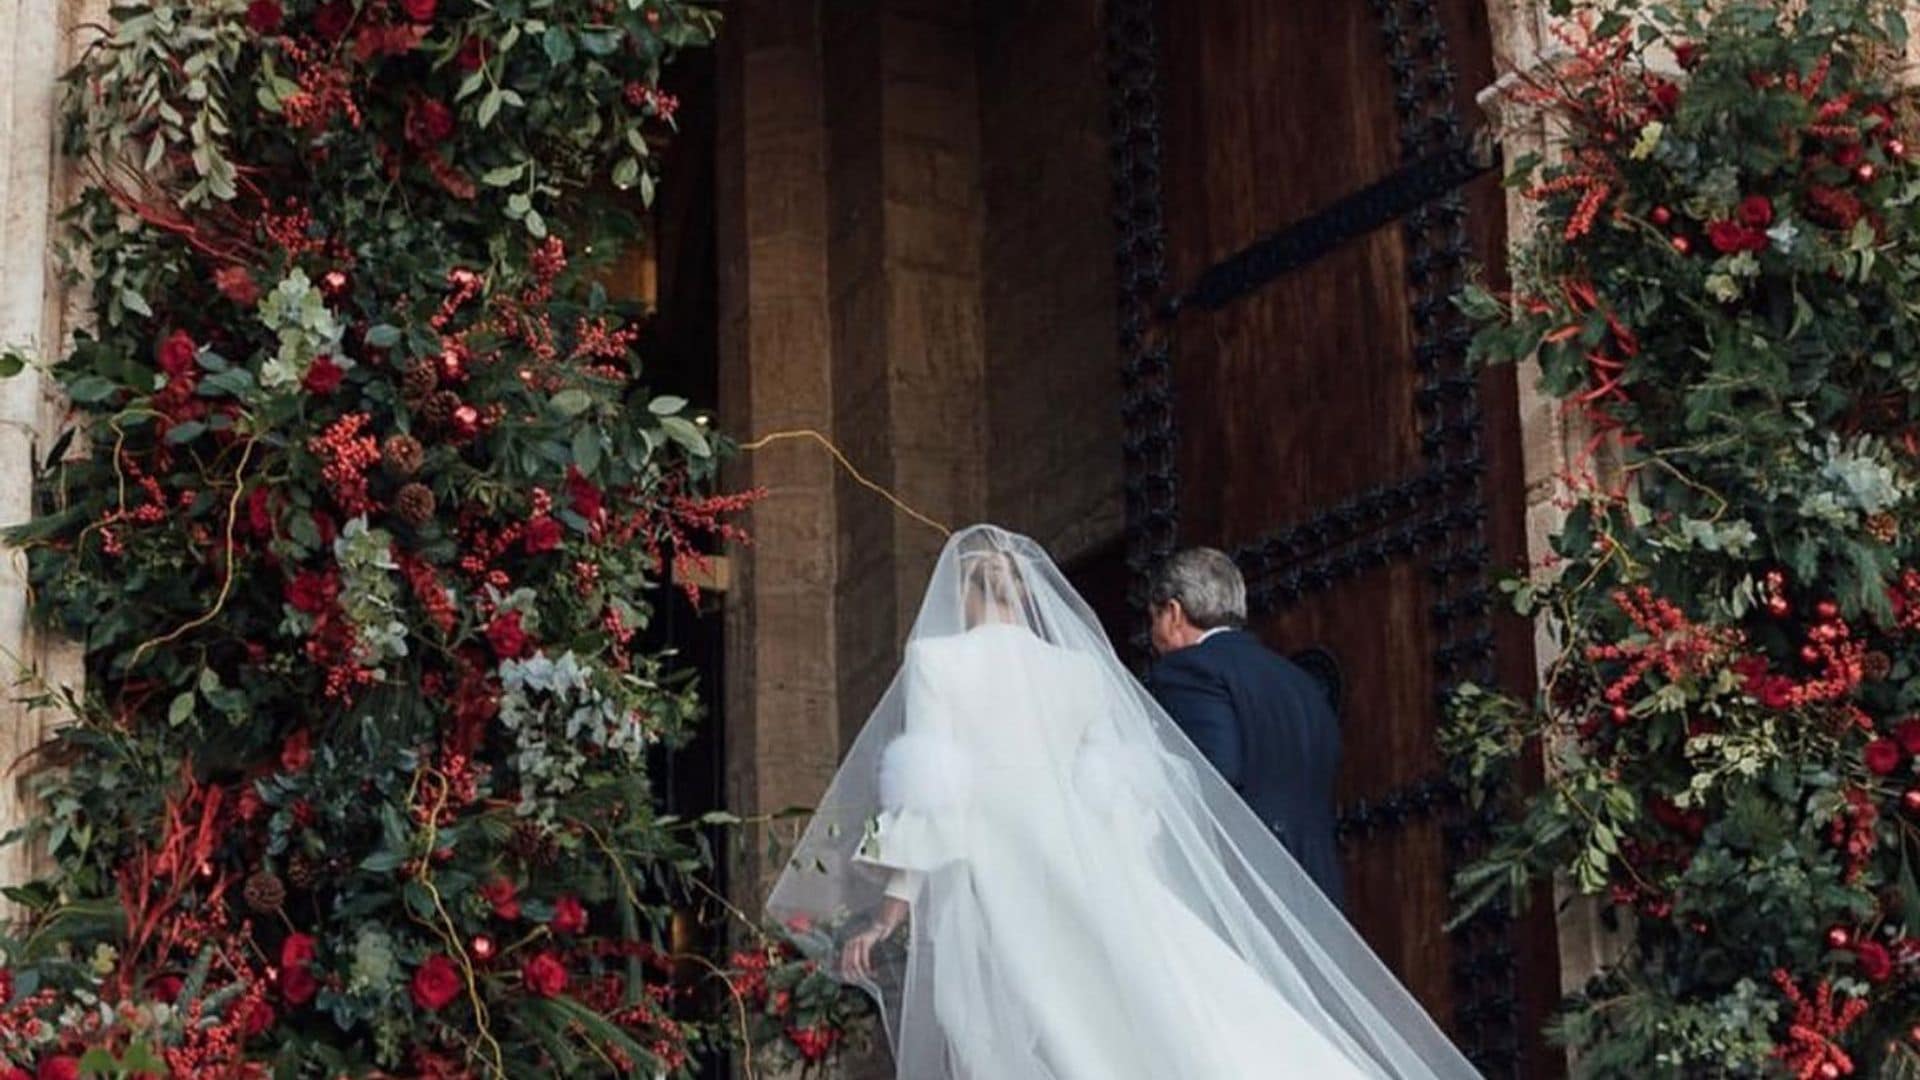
(365, 324, 403, 348)
(78, 1047, 120, 1075)
(550, 389, 594, 417)
(571, 426, 601, 474)
(647, 395, 687, 416)
(542, 26, 575, 66)
(478, 88, 503, 129)
(481, 163, 527, 188)
(168, 691, 195, 727)
(359, 849, 406, 874)
(658, 415, 709, 457)
(524, 208, 547, 238)
(611, 156, 640, 191)
(66, 375, 118, 404)
(164, 420, 206, 444)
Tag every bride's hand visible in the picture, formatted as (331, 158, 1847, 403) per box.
(840, 923, 890, 980)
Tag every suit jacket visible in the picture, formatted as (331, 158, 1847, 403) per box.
(1146, 629, 1344, 908)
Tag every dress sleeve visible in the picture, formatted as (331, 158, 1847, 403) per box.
(854, 644, 972, 889)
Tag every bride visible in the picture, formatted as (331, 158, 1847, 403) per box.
(766, 526, 1479, 1079)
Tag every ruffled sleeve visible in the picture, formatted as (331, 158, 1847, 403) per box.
(853, 645, 973, 897)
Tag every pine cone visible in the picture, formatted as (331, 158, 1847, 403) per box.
(422, 390, 460, 427)
(286, 853, 323, 891)
(508, 821, 559, 867)
(1868, 512, 1900, 544)
(243, 868, 286, 913)
(402, 360, 440, 403)
(395, 483, 437, 527)
(383, 434, 425, 477)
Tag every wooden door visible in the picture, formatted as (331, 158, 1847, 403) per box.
(1109, 0, 1559, 1075)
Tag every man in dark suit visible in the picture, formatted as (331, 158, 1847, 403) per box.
(1144, 547, 1344, 908)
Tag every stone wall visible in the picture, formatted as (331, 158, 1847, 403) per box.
(716, 0, 1122, 909)
(0, 0, 94, 897)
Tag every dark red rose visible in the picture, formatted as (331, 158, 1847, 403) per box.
(245, 0, 283, 33)
(550, 895, 588, 935)
(486, 611, 531, 659)
(1834, 142, 1865, 168)
(279, 964, 318, 1005)
(1758, 675, 1796, 711)
(280, 729, 312, 773)
(303, 355, 345, 396)
(159, 330, 198, 380)
(410, 954, 463, 1011)
(523, 515, 563, 555)
(241, 999, 275, 1038)
(286, 570, 339, 615)
(480, 877, 521, 920)
(405, 99, 456, 149)
(248, 487, 275, 536)
(400, 0, 435, 22)
(35, 1059, 79, 1080)
(521, 951, 568, 998)
(1897, 718, 1920, 756)
(454, 36, 486, 72)
(215, 265, 262, 307)
(1649, 78, 1680, 114)
(1865, 737, 1904, 776)
(565, 467, 604, 521)
(281, 933, 317, 970)
(1673, 42, 1701, 69)
(146, 974, 184, 1003)
(1856, 939, 1893, 982)
(1706, 220, 1767, 255)
(311, 0, 352, 38)
(1738, 195, 1773, 229)
(5, 1068, 32, 1080)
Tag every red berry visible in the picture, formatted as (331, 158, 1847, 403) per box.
(1611, 705, 1630, 725)
(1857, 163, 1877, 184)
(1767, 597, 1791, 618)
(1903, 789, 1920, 815)
(1816, 600, 1840, 621)
(1889, 138, 1907, 158)
(1650, 206, 1672, 226)
(1827, 925, 1854, 950)
(1670, 235, 1691, 254)
(1801, 645, 1822, 664)
(471, 935, 496, 961)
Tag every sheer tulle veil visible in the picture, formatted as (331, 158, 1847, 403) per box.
(765, 524, 1479, 1079)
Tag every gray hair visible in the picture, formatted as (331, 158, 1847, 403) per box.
(1148, 547, 1247, 629)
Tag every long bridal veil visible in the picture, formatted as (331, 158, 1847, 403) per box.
(765, 525, 1479, 1079)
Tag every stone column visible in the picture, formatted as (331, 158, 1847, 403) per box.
(1483, 0, 1631, 1006)
(714, 1, 845, 905)
(0, 0, 94, 893)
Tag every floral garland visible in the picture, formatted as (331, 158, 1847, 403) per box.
(1452, 0, 1920, 1074)
(0, 0, 884, 1074)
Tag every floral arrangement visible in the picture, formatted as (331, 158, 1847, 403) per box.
(0, 0, 876, 1073)
(1450, 0, 1920, 1074)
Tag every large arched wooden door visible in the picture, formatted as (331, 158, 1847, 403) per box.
(1108, 1, 1560, 1075)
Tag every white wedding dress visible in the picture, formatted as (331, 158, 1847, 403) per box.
(768, 526, 1479, 1079)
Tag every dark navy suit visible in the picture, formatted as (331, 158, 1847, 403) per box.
(1146, 629, 1344, 908)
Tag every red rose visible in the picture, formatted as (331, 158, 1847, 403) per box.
(245, 0, 283, 33)
(280, 729, 312, 773)
(400, 0, 435, 22)
(1898, 718, 1920, 756)
(550, 895, 588, 935)
(486, 611, 531, 659)
(410, 954, 463, 1011)
(247, 487, 275, 536)
(147, 974, 184, 1003)
(1649, 78, 1679, 114)
(565, 467, 604, 521)
(241, 999, 275, 1038)
(1865, 737, 1905, 776)
(454, 36, 487, 72)
(520, 951, 568, 998)
(1834, 142, 1865, 168)
(158, 330, 198, 380)
(286, 570, 339, 615)
(303, 355, 345, 396)
(1706, 220, 1767, 255)
(1856, 939, 1894, 982)
(35, 1059, 79, 1080)
(280, 964, 318, 1006)
(405, 99, 456, 149)
(1737, 195, 1773, 229)
(5, 1068, 31, 1080)
(523, 516, 563, 555)
(480, 877, 521, 920)
(1673, 42, 1701, 69)
(312, 0, 352, 38)
(281, 932, 317, 970)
